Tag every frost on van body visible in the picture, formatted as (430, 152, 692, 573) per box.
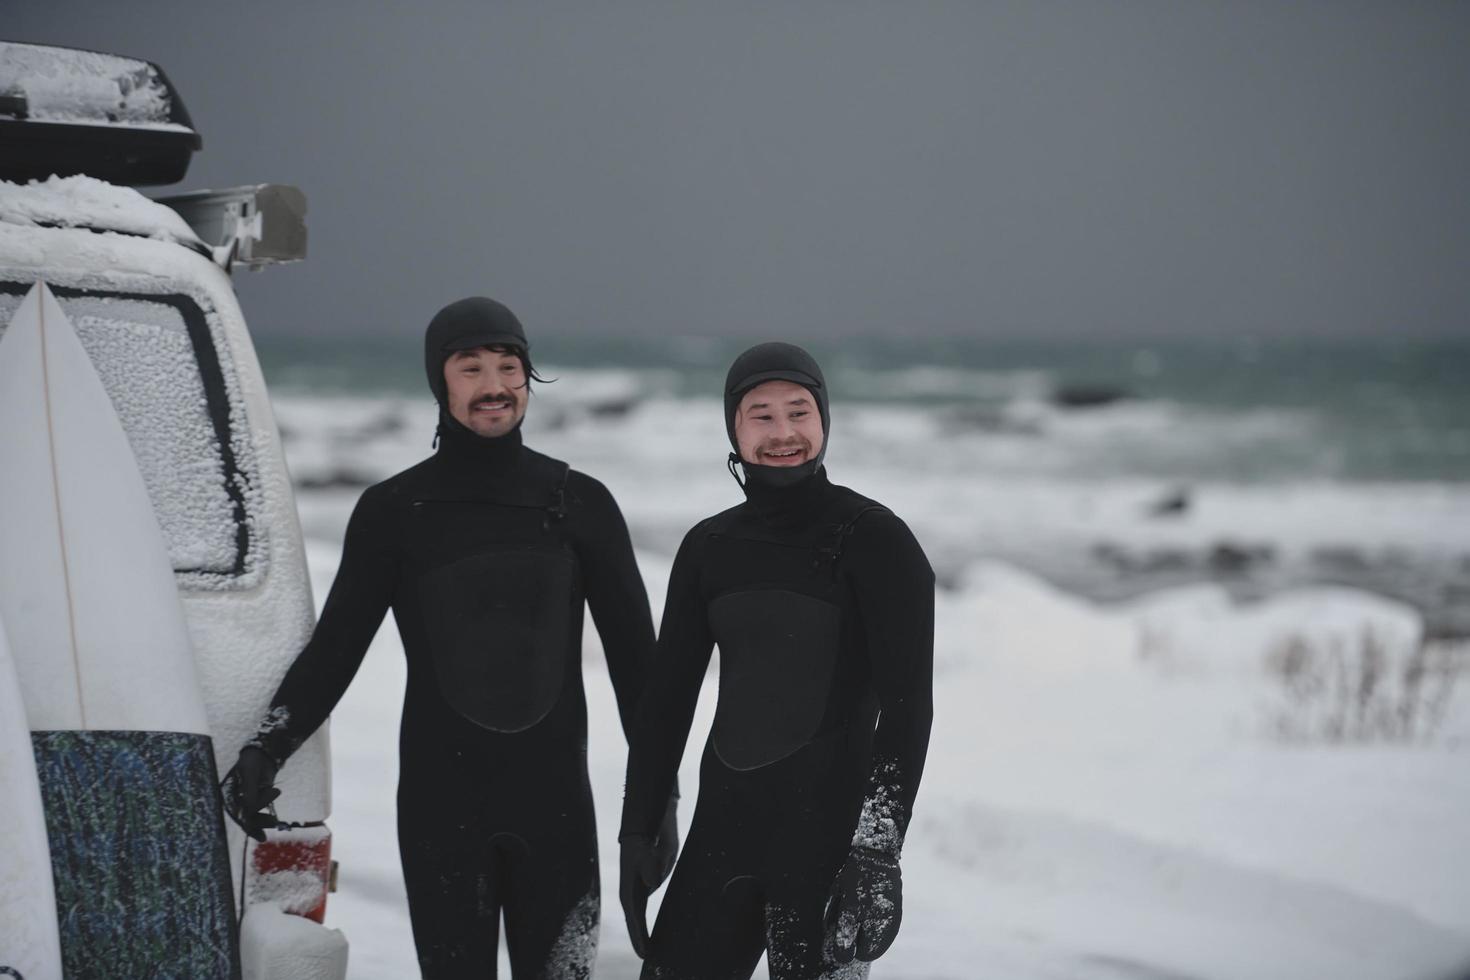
(0, 42, 192, 132)
(0, 222, 329, 823)
(246, 868, 326, 918)
(0, 289, 265, 588)
(0, 175, 202, 246)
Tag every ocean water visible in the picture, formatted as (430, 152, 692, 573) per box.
(259, 334, 1470, 481)
(258, 334, 1470, 636)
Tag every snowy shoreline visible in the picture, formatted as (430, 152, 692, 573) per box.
(275, 389, 1470, 642)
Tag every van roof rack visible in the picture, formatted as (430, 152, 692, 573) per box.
(156, 184, 308, 271)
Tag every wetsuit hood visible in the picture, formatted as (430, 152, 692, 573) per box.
(424, 296, 529, 409)
(424, 295, 531, 449)
(724, 342, 830, 491)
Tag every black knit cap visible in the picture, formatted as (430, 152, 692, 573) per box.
(424, 296, 529, 407)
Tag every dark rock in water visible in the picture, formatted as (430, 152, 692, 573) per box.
(1091, 540, 1271, 575)
(1142, 548, 1193, 572)
(1035, 539, 1469, 641)
(295, 468, 377, 490)
(335, 412, 405, 445)
(1379, 546, 1415, 569)
(1208, 541, 1275, 574)
(587, 397, 638, 419)
(1051, 383, 1134, 409)
(1442, 581, 1470, 604)
(1092, 542, 1141, 571)
(939, 404, 1044, 436)
(1310, 545, 1374, 573)
(1146, 486, 1191, 518)
(1090, 543, 1191, 573)
(362, 412, 405, 436)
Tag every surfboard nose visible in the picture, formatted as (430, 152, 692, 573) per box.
(0, 281, 209, 734)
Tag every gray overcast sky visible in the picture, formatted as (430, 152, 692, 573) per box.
(8, 1, 1470, 341)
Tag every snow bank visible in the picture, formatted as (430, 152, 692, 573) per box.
(297, 511, 1470, 978)
(0, 175, 202, 247)
(909, 800, 1468, 980)
(239, 903, 348, 980)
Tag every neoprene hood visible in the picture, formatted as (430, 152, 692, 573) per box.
(424, 296, 529, 409)
(724, 342, 830, 487)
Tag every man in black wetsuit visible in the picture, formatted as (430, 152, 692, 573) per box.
(222, 296, 678, 979)
(620, 342, 934, 980)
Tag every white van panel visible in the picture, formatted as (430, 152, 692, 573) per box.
(0, 221, 331, 825)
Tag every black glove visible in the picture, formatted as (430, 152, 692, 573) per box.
(220, 745, 281, 843)
(824, 845, 903, 964)
(619, 835, 658, 958)
(620, 793, 680, 959)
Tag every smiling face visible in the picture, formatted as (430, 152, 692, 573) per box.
(734, 380, 825, 467)
(443, 346, 528, 438)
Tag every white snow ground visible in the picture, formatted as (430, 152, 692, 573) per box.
(300, 530, 1470, 980)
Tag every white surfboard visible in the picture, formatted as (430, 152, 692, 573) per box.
(0, 612, 63, 980)
(0, 281, 239, 978)
(0, 281, 208, 732)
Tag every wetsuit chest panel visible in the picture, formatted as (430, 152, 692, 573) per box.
(707, 588, 841, 771)
(417, 547, 577, 732)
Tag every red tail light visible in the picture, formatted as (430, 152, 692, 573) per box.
(249, 824, 334, 923)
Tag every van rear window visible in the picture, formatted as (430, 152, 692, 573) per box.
(0, 282, 262, 588)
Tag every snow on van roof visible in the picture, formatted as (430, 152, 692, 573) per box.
(0, 174, 203, 247)
(0, 41, 192, 132)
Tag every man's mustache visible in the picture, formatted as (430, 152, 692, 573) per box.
(471, 394, 517, 409)
(757, 437, 810, 453)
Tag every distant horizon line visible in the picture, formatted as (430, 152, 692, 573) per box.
(248, 329, 1470, 346)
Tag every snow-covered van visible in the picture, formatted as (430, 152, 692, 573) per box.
(0, 41, 347, 977)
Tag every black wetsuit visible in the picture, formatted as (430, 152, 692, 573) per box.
(621, 467, 934, 980)
(251, 420, 655, 979)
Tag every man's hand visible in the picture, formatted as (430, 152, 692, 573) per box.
(823, 845, 903, 964)
(220, 745, 280, 843)
(620, 792, 680, 958)
(619, 834, 660, 958)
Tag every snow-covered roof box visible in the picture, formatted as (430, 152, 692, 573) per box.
(0, 40, 202, 186)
